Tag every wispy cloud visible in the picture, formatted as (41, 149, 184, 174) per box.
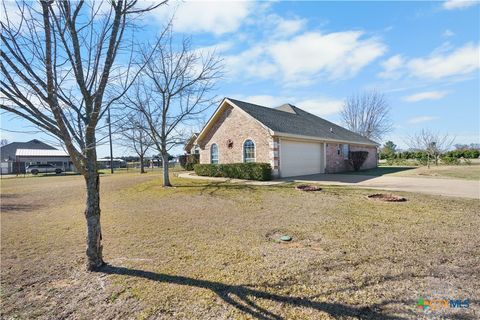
(408, 43, 479, 79)
(379, 42, 480, 81)
(442, 0, 479, 10)
(378, 55, 404, 79)
(443, 29, 455, 37)
(404, 91, 449, 102)
(408, 116, 438, 124)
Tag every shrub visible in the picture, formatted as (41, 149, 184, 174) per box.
(194, 163, 272, 181)
(441, 156, 460, 165)
(179, 154, 199, 171)
(385, 158, 411, 166)
(349, 151, 369, 171)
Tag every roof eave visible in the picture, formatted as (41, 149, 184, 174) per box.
(195, 98, 274, 145)
(272, 131, 379, 146)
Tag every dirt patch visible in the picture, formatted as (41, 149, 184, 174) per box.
(367, 193, 407, 202)
(295, 184, 322, 191)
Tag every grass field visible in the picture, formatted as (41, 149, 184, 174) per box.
(343, 164, 480, 180)
(1, 172, 479, 319)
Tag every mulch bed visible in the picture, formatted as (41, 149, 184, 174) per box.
(367, 193, 407, 202)
(295, 185, 322, 192)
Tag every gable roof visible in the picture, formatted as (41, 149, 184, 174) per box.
(213, 98, 378, 145)
(184, 133, 199, 152)
(0, 139, 57, 161)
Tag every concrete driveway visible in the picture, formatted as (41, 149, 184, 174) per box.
(286, 174, 480, 199)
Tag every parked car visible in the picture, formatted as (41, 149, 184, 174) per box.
(26, 164, 63, 175)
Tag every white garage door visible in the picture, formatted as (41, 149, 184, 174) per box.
(280, 140, 324, 177)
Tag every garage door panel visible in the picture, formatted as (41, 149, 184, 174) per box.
(280, 140, 323, 177)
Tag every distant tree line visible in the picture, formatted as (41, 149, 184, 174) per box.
(380, 139, 479, 167)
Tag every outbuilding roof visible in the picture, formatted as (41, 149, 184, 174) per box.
(15, 149, 69, 157)
(0, 139, 57, 161)
(226, 98, 378, 146)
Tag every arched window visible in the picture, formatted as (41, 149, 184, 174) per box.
(210, 143, 219, 164)
(243, 139, 255, 163)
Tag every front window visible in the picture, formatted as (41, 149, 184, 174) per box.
(243, 139, 255, 163)
(210, 144, 218, 164)
(342, 144, 349, 160)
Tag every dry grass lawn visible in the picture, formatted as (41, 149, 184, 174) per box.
(1, 172, 479, 319)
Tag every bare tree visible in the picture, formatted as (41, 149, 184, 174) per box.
(407, 129, 455, 168)
(0, 139, 8, 147)
(115, 110, 153, 173)
(128, 28, 222, 187)
(0, 0, 166, 270)
(341, 91, 393, 142)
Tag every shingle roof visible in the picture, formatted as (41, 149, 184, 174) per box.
(227, 98, 378, 145)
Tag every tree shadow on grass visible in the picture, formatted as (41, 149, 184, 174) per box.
(98, 264, 405, 320)
(171, 181, 294, 197)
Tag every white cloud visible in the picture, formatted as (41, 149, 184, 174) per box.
(269, 31, 386, 82)
(295, 98, 344, 116)
(407, 43, 479, 79)
(408, 116, 438, 124)
(238, 95, 344, 117)
(151, 1, 253, 35)
(271, 16, 307, 38)
(404, 91, 449, 102)
(240, 95, 286, 107)
(225, 30, 386, 84)
(378, 55, 405, 79)
(378, 43, 480, 81)
(443, 29, 455, 37)
(442, 0, 479, 10)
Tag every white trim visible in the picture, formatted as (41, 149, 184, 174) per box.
(195, 98, 271, 145)
(242, 138, 256, 163)
(196, 100, 227, 144)
(323, 143, 327, 173)
(272, 131, 378, 146)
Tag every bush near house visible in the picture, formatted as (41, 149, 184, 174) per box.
(194, 163, 272, 181)
(349, 151, 369, 171)
(179, 154, 200, 171)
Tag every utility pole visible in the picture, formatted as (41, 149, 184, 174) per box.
(108, 106, 114, 174)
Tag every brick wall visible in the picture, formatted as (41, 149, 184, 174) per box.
(325, 143, 377, 173)
(198, 105, 273, 165)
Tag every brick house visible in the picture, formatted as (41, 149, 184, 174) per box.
(193, 98, 379, 178)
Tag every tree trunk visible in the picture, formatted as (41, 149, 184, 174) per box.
(84, 168, 104, 271)
(162, 151, 171, 187)
(140, 154, 145, 173)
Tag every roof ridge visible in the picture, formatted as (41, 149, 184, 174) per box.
(227, 97, 302, 116)
(289, 105, 377, 144)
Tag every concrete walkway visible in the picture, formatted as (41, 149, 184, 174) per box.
(287, 174, 480, 199)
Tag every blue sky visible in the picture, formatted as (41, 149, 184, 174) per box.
(1, 0, 479, 156)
